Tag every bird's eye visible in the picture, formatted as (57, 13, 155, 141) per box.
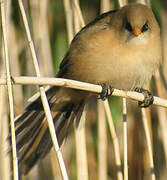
(125, 22, 132, 32)
(142, 23, 149, 32)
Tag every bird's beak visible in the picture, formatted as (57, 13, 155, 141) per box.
(132, 28, 142, 36)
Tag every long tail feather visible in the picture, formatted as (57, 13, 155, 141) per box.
(16, 112, 45, 150)
(13, 87, 86, 174)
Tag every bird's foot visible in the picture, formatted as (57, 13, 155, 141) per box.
(99, 84, 114, 101)
(134, 87, 154, 108)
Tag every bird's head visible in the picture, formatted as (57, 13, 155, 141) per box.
(110, 3, 160, 43)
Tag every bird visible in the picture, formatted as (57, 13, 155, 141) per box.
(13, 3, 162, 175)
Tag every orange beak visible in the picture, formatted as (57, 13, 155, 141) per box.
(132, 28, 142, 36)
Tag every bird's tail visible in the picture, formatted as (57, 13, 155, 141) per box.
(14, 87, 86, 174)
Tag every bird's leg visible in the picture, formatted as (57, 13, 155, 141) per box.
(134, 87, 154, 108)
(99, 84, 114, 101)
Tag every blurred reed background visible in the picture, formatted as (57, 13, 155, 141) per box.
(0, 0, 167, 179)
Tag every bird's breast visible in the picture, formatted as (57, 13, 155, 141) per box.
(66, 31, 161, 91)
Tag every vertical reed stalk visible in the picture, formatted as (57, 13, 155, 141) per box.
(17, 0, 69, 179)
(1, 1, 19, 179)
(98, 101, 107, 180)
(123, 98, 128, 180)
(141, 109, 156, 180)
(103, 100, 123, 180)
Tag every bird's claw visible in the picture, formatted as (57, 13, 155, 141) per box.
(134, 87, 154, 108)
(99, 84, 114, 101)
